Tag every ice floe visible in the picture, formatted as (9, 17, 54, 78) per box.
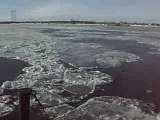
(54, 96, 156, 120)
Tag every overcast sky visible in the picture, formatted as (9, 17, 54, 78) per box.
(0, 0, 160, 23)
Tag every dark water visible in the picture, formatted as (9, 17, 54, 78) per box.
(0, 57, 30, 86)
(95, 55, 160, 102)
(64, 38, 160, 112)
(40, 27, 160, 112)
(39, 28, 62, 33)
(87, 53, 160, 113)
(69, 38, 157, 57)
(85, 39, 160, 103)
(65, 53, 160, 114)
(66, 37, 160, 102)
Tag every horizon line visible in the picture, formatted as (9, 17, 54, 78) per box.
(0, 20, 160, 25)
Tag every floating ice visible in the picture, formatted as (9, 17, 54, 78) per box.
(54, 96, 156, 120)
(63, 69, 112, 87)
(0, 24, 160, 119)
(0, 95, 15, 117)
(95, 50, 140, 68)
(0, 103, 14, 116)
(45, 104, 73, 119)
(60, 42, 140, 68)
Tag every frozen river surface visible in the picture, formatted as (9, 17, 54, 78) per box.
(1, 24, 160, 119)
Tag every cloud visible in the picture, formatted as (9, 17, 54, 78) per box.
(1, 0, 160, 22)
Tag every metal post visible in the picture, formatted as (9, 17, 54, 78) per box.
(19, 88, 31, 120)
(152, 80, 160, 113)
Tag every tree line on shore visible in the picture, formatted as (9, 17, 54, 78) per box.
(0, 20, 160, 26)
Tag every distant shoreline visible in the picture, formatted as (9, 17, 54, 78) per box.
(0, 20, 160, 27)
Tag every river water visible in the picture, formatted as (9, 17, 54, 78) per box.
(1, 24, 160, 119)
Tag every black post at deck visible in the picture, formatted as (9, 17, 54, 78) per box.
(19, 88, 31, 120)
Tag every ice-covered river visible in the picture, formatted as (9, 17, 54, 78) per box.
(1, 24, 160, 120)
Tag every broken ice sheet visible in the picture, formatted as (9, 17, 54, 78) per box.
(0, 103, 14, 117)
(95, 50, 140, 68)
(62, 68, 112, 96)
(63, 68, 112, 87)
(0, 95, 15, 117)
(54, 96, 156, 120)
(45, 104, 74, 119)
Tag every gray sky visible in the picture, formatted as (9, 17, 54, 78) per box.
(1, 0, 160, 23)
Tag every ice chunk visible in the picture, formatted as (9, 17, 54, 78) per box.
(157, 114, 160, 120)
(124, 111, 156, 120)
(63, 85, 92, 96)
(54, 96, 156, 120)
(63, 69, 112, 87)
(45, 104, 73, 119)
(37, 91, 63, 106)
(0, 103, 14, 116)
(95, 50, 140, 68)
